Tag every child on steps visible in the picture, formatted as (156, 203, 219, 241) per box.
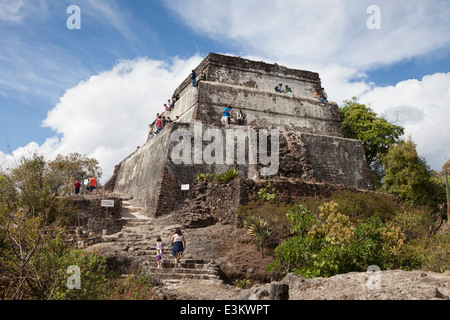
(154, 236, 164, 268)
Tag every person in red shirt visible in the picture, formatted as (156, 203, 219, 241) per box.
(74, 180, 81, 195)
(155, 116, 163, 133)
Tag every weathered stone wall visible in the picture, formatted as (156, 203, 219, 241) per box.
(148, 86, 199, 137)
(72, 196, 124, 237)
(196, 81, 343, 136)
(300, 134, 373, 190)
(113, 122, 371, 217)
(172, 53, 322, 108)
(112, 127, 173, 216)
(205, 58, 320, 98)
(108, 53, 372, 218)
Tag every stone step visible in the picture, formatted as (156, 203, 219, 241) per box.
(122, 206, 140, 210)
(112, 193, 133, 201)
(123, 219, 150, 227)
(147, 267, 219, 275)
(154, 262, 219, 270)
(148, 273, 221, 281)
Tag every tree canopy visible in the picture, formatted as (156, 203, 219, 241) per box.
(380, 138, 447, 222)
(339, 97, 404, 186)
(0, 152, 105, 299)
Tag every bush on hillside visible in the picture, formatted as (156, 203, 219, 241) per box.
(267, 201, 418, 278)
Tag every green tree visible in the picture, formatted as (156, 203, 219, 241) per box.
(339, 97, 404, 187)
(380, 138, 446, 223)
(46, 152, 102, 195)
(0, 153, 106, 299)
(35, 237, 110, 300)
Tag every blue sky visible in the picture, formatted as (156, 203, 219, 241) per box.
(1, 0, 449, 180)
(0, 0, 226, 150)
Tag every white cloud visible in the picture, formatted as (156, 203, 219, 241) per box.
(162, 0, 450, 171)
(0, 0, 25, 22)
(359, 72, 450, 171)
(1, 55, 204, 182)
(163, 0, 450, 71)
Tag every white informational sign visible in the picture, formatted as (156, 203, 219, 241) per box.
(101, 200, 115, 207)
(181, 184, 190, 191)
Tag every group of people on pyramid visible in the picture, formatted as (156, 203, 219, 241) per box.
(275, 82, 328, 105)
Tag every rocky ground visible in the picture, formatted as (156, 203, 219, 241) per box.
(136, 269, 450, 300)
(83, 191, 449, 301)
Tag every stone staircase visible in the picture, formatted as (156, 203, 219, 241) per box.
(97, 193, 223, 284)
(143, 259, 222, 284)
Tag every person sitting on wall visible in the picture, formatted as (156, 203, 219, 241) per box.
(285, 85, 294, 98)
(162, 116, 168, 128)
(275, 83, 284, 93)
(172, 93, 180, 103)
(173, 115, 181, 123)
(168, 99, 175, 110)
(321, 87, 328, 102)
(237, 109, 246, 125)
(196, 71, 206, 86)
(155, 116, 163, 133)
(313, 89, 326, 105)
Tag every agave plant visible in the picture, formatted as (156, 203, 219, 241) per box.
(196, 173, 206, 181)
(243, 215, 274, 257)
(215, 169, 239, 183)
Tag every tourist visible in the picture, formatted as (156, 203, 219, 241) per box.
(162, 116, 168, 128)
(321, 87, 328, 102)
(88, 176, 96, 192)
(171, 228, 186, 266)
(197, 70, 206, 85)
(154, 236, 164, 268)
(73, 180, 81, 195)
(148, 131, 154, 140)
(237, 109, 245, 125)
(150, 113, 160, 127)
(222, 104, 232, 125)
(173, 115, 181, 123)
(190, 70, 197, 87)
(155, 116, 163, 133)
(164, 103, 169, 111)
(285, 85, 294, 98)
(275, 83, 284, 93)
(313, 89, 325, 105)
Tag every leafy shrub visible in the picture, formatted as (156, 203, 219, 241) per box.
(196, 169, 239, 184)
(329, 190, 402, 222)
(386, 208, 434, 241)
(234, 278, 251, 289)
(35, 237, 110, 300)
(406, 233, 450, 273)
(237, 200, 292, 243)
(268, 201, 411, 278)
(258, 182, 278, 202)
(111, 273, 162, 300)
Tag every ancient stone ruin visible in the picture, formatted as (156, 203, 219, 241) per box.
(81, 55, 450, 299)
(105, 53, 372, 217)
